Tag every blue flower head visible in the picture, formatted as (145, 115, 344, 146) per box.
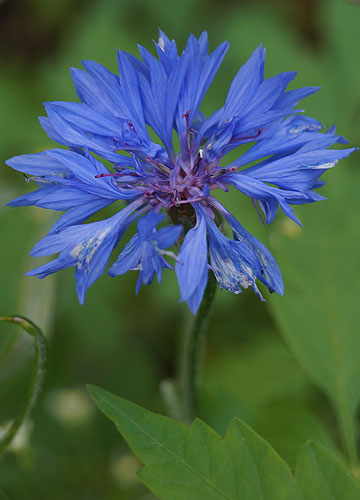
(6, 30, 356, 313)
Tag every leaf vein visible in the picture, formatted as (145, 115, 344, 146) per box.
(98, 392, 235, 500)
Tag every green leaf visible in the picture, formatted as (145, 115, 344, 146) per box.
(295, 442, 360, 499)
(269, 164, 360, 463)
(88, 385, 302, 500)
(0, 316, 47, 457)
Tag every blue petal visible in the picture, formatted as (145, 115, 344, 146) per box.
(26, 257, 72, 279)
(35, 188, 100, 210)
(5, 152, 70, 177)
(137, 212, 165, 240)
(39, 116, 76, 146)
(70, 66, 123, 118)
(116, 51, 149, 137)
(136, 212, 181, 247)
(175, 208, 208, 313)
(199, 107, 224, 140)
(81, 60, 123, 111)
(45, 149, 137, 200)
(206, 216, 263, 299)
(227, 115, 346, 168)
(28, 200, 143, 303)
(222, 44, 265, 120)
(44, 103, 155, 163)
(42, 107, 123, 163)
(243, 148, 357, 191)
(141, 245, 162, 285)
(275, 86, 320, 109)
(225, 213, 283, 295)
(155, 225, 182, 249)
(48, 198, 114, 234)
(107, 234, 144, 276)
(7, 185, 58, 207)
(256, 198, 279, 225)
(155, 29, 179, 75)
(109, 211, 179, 292)
(137, 44, 188, 157)
(184, 272, 209, 314)
(176, 35, 229, 135)
(44, 101, 125, 137)
(221, 173, 303, 226)
(240, 71, 297, 118)
(123, 51, 150, 79)
(74, 227, 120, 304)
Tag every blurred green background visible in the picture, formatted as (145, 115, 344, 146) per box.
(0, 0, 360, 498)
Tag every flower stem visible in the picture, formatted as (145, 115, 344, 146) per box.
(180, 273, 217, 423)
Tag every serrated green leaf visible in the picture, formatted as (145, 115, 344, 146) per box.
(88, 385, 302, 500)
(225, 419, 302, 500)
(295, 442, 360, 499)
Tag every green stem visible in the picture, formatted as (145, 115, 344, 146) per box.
(0, 316, 47, 457)
(159, 378, 184, 421)
(180, 273, 217, 423)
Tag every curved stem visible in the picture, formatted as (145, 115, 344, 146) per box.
(180, 273, 217, 423)
(0, 316, 47, 457)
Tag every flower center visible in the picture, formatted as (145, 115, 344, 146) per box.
(95, 111, 237, 209)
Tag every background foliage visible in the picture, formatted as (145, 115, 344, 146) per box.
(0, 0, 359, 498)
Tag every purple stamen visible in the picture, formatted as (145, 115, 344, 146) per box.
(95, 172, 121, 178)
(230, 128, 265, 144)
(182, 110, 191, 131)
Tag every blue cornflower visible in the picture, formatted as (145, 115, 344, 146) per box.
(6, 30, 356, 313)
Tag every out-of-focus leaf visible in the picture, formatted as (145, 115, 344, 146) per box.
(88, 385, 303, 500)
(202, 336, 335, 467)
(295, 442, 360, 499)
(269, 161, 360, 462)
(320, 0, 360, 136)
(254, 401, 336, 469)
(322, 0, 360, 85)
(0, 75, 45, 157)
(203, 336, 311, 421)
